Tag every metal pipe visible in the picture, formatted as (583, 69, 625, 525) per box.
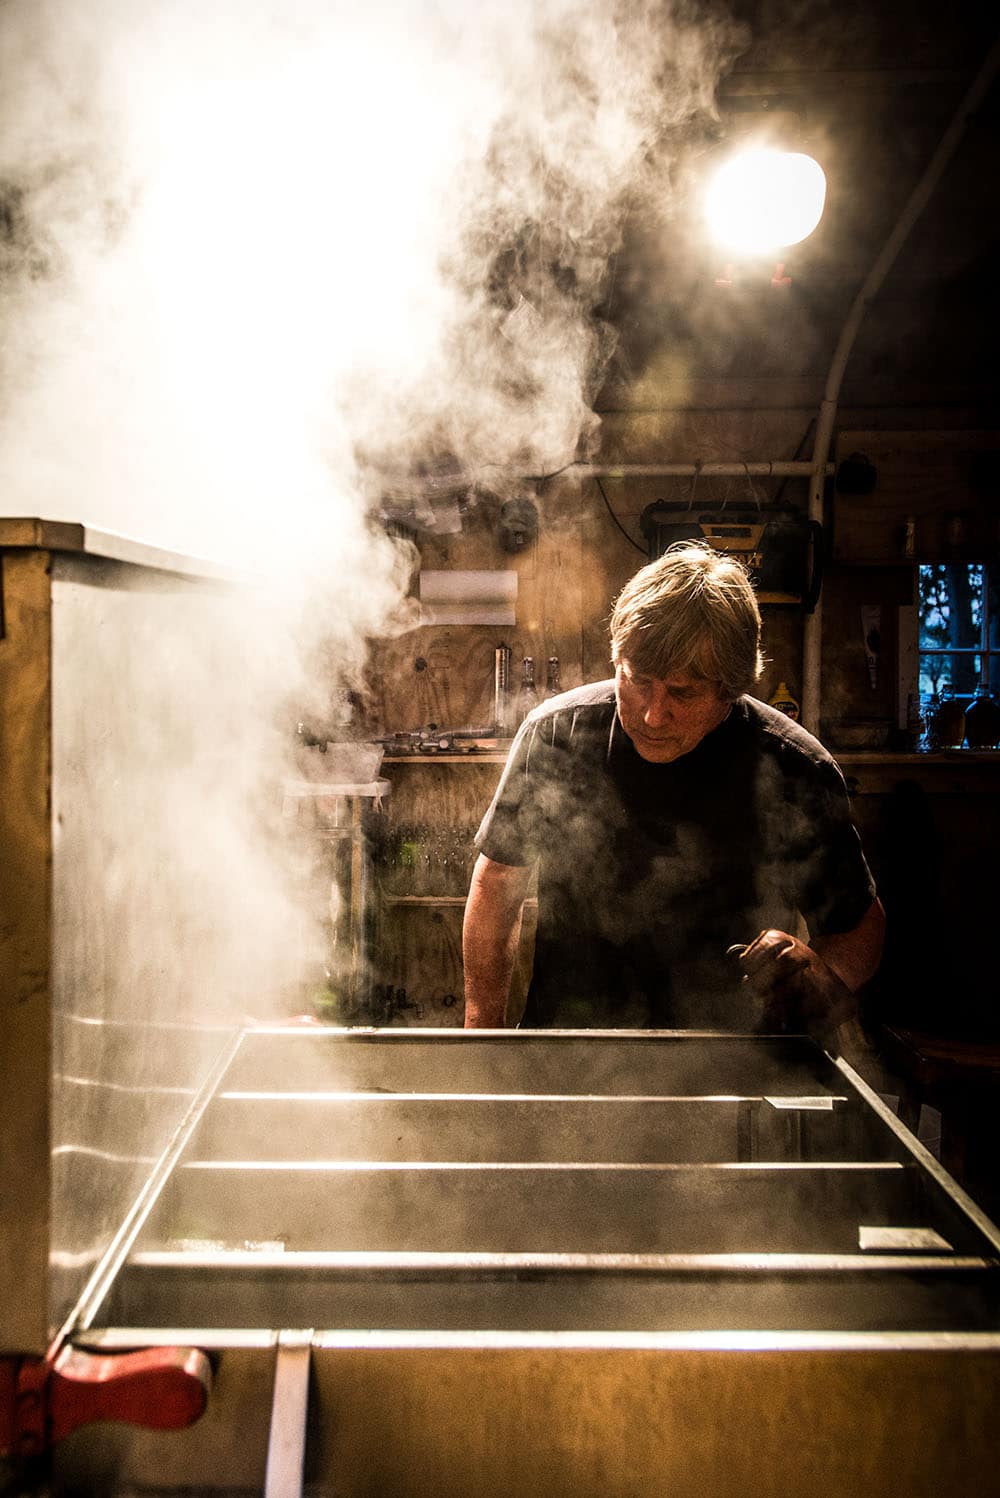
(801, 31, 1000, 732)
(572, 461, 828, 479)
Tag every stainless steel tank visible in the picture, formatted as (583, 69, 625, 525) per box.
(56, 1027, 1000, 1497)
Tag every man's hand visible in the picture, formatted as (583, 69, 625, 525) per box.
(737, 929, 858, 1037)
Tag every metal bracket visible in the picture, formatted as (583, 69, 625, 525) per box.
(1, 1344, 211, 1460)
(264, 1330, 313, 1498)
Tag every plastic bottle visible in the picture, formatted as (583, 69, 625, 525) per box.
(543, 656, 562, 700)
(768, 681, 800, 721)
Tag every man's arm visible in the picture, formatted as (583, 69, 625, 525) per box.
(811, 896, 886, 993)
(462, 853, 534, 1028)
(739, 897, 886, 1035)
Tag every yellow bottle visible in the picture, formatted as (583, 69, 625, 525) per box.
(769, 681, 800, 721)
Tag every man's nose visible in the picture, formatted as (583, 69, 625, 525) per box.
(642, 684, 673, 726)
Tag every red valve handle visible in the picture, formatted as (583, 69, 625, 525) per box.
(3, 1345, 211, 1457)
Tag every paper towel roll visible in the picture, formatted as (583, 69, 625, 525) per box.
(418, 569, 518, 625)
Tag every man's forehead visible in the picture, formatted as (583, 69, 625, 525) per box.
(617, 660, 708, 689)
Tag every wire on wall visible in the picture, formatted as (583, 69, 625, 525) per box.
(595, 475, 647, 555)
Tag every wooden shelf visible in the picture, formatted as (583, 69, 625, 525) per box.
(382, 894, 468, 906)
(383, 749, 1000, 768)
(835, 751, 1000, 764)
(383, 753, 511, 764)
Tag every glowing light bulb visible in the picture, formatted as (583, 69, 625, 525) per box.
(704, 148, 827, 254)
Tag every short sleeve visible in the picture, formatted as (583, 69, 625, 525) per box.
(778, 756, 877, 936)
(474, 716, 544, 868)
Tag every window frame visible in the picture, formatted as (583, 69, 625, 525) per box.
(918, 562, 1000, 699)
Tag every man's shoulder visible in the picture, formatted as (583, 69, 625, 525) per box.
(527, 678, 616, 721)
(516, 679, 616, 762)
(737, 696, 843, 777)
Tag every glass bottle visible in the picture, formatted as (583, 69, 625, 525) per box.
(964, 685, 1000, 749)
(517, 656, 540, 723)
(543, 656, 562, 700)
(929, 693, 965, 750)
(921, 692, 942, 751)
(493, 644, 514, 738)
(904, 691, 924, 751)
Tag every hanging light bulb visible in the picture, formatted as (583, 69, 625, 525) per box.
(704, 147, 827, 254)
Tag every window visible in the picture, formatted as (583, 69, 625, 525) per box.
(919, 563, 1000, 698)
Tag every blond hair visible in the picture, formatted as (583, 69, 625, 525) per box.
(609, 542, 764, 700)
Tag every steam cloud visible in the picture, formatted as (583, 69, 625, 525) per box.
(0, 0, 742, 549)
(0, 0, 743, 1021)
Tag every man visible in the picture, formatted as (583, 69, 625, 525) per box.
(463, 542, 885, 1036)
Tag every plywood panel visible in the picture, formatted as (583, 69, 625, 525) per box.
(375, 897, 536, 1028)
(379, 757, 502, 829)
(833, 430, 1000, 564)
(372, 482, 588, 736)
(371, 756, 536, 1027)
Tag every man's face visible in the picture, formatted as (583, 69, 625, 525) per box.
(614, 660, 731, 764)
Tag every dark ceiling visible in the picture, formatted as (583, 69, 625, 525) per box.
(601, 0, 1000, 413)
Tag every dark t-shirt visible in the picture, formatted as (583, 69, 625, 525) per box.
(475, 682, 876, 1029)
